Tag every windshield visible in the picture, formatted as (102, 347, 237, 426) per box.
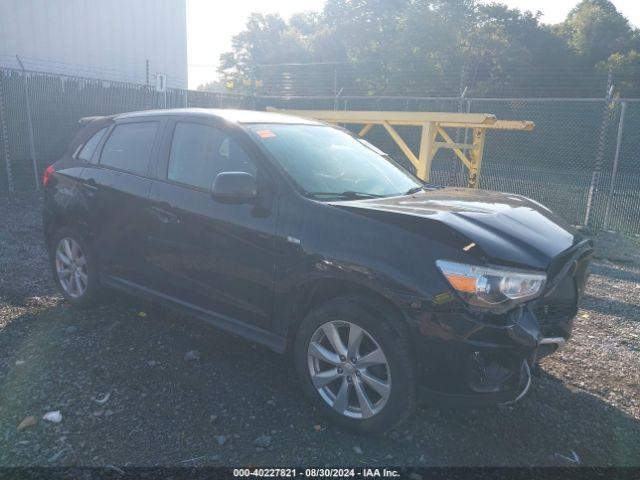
(247, 123, 422, 199)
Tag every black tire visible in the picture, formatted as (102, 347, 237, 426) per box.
(49, 227, 101, 308)
(294, 295, 415, 433)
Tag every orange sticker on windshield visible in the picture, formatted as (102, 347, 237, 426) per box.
(256, 129, 276, 139)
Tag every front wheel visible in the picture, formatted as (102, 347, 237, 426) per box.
(294, 295, 415, 433)
(50, 227, 101, 307)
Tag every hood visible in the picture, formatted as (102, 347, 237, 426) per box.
(330, 188, 582, 270)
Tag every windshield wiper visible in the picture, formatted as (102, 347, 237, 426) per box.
(308, 191, 385, 200)
(405, 186, 424, 195)
(405, 183, 443, 195)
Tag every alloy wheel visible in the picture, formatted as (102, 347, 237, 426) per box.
(307, 320, 391, 419)
(55, 237, 88, 298)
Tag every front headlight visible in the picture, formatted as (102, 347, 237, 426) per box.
(436, 260, 546, 312)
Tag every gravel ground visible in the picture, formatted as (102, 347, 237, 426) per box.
(0, 192, 639, 467)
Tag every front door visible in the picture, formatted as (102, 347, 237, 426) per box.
(145, 119, 278, 329)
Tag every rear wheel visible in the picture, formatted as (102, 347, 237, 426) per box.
(50, 227, 101, 307)
(294, 295, 415, 433)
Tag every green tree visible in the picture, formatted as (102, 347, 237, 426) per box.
(462, 4, 577, 94)
(218, 13, 310, 91)
(557, 0, 636, 66)
(213, 0, 639, 97)
(598, 50, 640, 96)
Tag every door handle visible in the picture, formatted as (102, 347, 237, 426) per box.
(150, 205, 180, 224)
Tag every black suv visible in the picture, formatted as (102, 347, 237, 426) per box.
(43, 109, 592, 433)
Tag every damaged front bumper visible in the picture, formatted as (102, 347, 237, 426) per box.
(413, 240, 593, 407)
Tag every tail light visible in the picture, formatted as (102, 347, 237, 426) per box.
(43, 164, 55, 186)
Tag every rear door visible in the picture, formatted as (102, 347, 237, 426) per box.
(44, 122, 109, 244)
(145, 117, 278, 330)
(81, 118, 164, 284)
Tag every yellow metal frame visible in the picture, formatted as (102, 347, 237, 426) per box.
(266, 108, 534, 188)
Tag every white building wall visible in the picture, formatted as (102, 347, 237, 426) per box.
(0, 0, 188, 88)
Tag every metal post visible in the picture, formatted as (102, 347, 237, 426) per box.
(467, 127, 486, 188)
(584, 67, 613, 227)
(449, 66, 467, 186)
(250, 67, 257, 110)
(449, 98, 472, 186)
(333, 87, 343, 112)
(16, 55, 39, 190)
(463, 100, 472, 145)
(603, 101, 626, 230)
(0, 70, 14, 192)
(145, 59, 150, 109)
(417, 122, 437, 180)
(462, 99, 472, 186)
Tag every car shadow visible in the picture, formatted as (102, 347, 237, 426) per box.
(590, 263, 640, 284)
(0, 295, 639, 467)
(581, 294, 639, 319)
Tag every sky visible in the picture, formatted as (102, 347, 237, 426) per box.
(186, 0, 640, 89)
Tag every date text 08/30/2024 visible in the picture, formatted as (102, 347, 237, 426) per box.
(232, 468, 401, 477)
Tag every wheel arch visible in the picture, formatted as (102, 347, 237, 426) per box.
(45, 213, 91, 251)
(282, 276, 414, 350)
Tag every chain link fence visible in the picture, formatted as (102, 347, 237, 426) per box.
(252, 63, 640, 99)
(0, 67, 254, 194)
(1, 65, 639, 235)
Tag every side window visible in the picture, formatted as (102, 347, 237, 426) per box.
(76, 127, 108, 162)
(167, 122, 256, 190)
(100, 122, 158, 175)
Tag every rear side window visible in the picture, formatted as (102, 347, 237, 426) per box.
(76, 127, 108, 162)
(167, 122, 256, 190)
(100, 122, 158, 175)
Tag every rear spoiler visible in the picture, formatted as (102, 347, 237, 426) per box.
(78, 115, 113, 125)
(67, 115, 114, 156)
(79, 116, 104, 125)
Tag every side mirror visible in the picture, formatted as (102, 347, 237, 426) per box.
(211, 172, 258, 202)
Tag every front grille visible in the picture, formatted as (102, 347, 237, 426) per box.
(532, 300, 576, 325)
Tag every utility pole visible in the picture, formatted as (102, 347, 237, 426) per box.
(584, 66, 614, 227)
(16, 55, 39, 190)
(603, 101, 627, 230)
(0, 70, 13, 191)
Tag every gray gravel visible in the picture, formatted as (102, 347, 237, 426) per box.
(1, 192, 639, 466)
